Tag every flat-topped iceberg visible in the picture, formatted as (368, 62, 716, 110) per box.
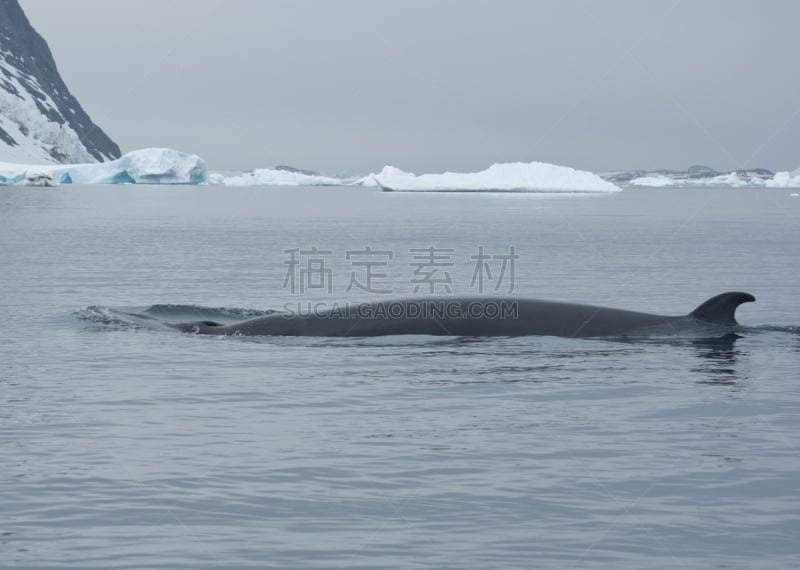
(358, 162, 621, 193)
(0, 148, 207, 185)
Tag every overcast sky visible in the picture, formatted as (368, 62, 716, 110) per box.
(20, 0, 800, 173)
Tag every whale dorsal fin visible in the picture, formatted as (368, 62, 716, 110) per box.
(690, 292, 755, 324)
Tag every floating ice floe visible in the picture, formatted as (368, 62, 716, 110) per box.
(356, 162, 621, 193)
(0, 148, 207, 185)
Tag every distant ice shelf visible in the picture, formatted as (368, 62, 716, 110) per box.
(604, 165, 800, 188)
(357, 162, 622, 193)
(627, 172, 767, 187)
(627, 171, 800, 188)
(0, 148, 207, 185)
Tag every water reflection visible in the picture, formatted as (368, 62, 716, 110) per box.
(690, 334, 743, 385)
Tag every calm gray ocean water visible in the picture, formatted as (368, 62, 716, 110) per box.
(1, 185, 799, 569)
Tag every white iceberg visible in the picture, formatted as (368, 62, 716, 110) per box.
(765, 167, 800, 188)
(356, 162, 621, 193)
(217, 168, 342, 187)
(0, 148, 207, 185)
(626, 175, 679, 187)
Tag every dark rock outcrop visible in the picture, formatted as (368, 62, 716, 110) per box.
(0, 0, 120, 162)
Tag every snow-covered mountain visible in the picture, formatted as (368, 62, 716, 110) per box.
(0, 0, 119, 164)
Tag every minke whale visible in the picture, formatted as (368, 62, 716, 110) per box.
(173, 292, 755, 339)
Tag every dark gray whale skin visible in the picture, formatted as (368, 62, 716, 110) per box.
(174, 292, 755, 339)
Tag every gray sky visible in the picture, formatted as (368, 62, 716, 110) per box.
(21, 0, 800, 173)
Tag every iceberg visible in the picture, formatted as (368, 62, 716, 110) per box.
(625, 175, 679, 188)
(217, 168, 343, 187)
(0, 148, 207, 185)
(765, 167, 800, 188)
(356, 162, 621, 193)
(206, 161, 621, 191)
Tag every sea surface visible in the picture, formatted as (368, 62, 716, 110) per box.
(1, 185, 799, 569)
